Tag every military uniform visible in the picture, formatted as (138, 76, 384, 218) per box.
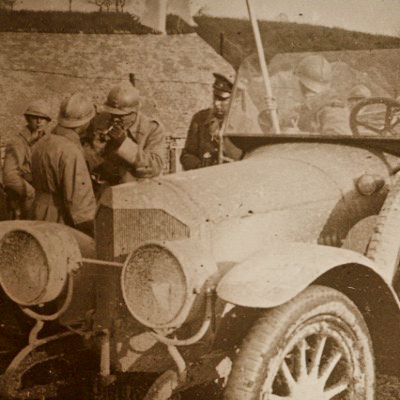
(293, 55, 352, 136)
(180, 108, 242, 170)
(106, 112, 165, 182)
(297, 90, 351, 136)
(3, 98, 52, 219)
(180, 72, 241, 170)
(3, 127, 46, 218)
(84, 111, 165, 197)
(90, 84, 166, 189)
(31, 125, 96, 229)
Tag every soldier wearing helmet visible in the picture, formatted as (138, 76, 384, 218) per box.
(294, 55, 352, 136)
(31, 92, 96, 236)
(3, 99, 52, 219)
(87, 83, 165, 188)
(347, 84, 371, 109)
(180, 73, 242, 170)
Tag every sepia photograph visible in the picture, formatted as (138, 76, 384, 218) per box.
(0, 0, 399, 398)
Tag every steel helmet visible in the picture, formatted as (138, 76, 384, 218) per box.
(24, 99, 52, 120)
(295, 55, 333, 93)
(58, 92, 96, 128)
(103, 83, 140, 115)
(348, 84, 371, 100)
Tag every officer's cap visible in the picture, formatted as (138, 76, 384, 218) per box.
(213, 73, 233, 99)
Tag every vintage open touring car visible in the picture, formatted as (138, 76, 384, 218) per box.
(1, 5, 400, 400)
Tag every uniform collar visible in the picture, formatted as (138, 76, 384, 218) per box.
(126, 111, 142, 133)
(19, 126, 47, 146)
(54, 125, 84, 150)
(18, 127, 32, 144)
(205, 108, 223, 126)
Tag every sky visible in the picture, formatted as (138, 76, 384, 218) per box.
(190, 0, 400, 36)
(15, 0, 400, 37)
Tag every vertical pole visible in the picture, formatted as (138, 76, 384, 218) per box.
(218, 70, 240, 164)
(220, 32, 224, 56)
(158, 0, 168, 34)
(246, 0, 281, 134)
(100, 329, 110, 378)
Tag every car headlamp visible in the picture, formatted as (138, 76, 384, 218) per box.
(121, 239, 217, 329)
(0, 224, 81, 306)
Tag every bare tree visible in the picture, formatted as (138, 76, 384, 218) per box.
(115, 0, 127, 13)
(90, 0, 129, 13)
(88, 0, 112, 12)
(0, 0, 17, 11)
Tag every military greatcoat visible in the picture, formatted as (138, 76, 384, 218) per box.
(86, 112, 165, 188)
(3, 127, 46, 218)
(31, 125, 96, 228)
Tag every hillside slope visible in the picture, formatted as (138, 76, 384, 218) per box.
(194, 16, 400, 69)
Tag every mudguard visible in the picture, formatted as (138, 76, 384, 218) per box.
(216, 242, 384, 308)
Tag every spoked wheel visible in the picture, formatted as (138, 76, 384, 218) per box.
(224, 285, 375, 400)
(350, 96, 400, 137)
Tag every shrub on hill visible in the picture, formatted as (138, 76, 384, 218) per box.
(0, 10, 156, 34)
(166, 14, 196, 34)
(194, 16, 400, 68)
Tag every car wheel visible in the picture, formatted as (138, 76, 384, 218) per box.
(223, 285, 375, 400)
(367, 176, 400, 277)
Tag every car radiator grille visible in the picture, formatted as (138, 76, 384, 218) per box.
(95, 206, 190, 261)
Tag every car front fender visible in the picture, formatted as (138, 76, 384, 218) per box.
(216, 242, 383, 308)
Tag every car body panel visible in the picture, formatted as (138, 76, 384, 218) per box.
(98, 142, 391, 263)
(216, 241, 384, 308)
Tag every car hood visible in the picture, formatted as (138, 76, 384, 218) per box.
(99, 142, 389, 233)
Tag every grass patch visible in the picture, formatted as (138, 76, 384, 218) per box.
(0, 10, 156, 34)
(194, 16, 400, 68)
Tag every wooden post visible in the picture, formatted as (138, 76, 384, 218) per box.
(129, 73, 135, 87)
(219, 32, 224, 56)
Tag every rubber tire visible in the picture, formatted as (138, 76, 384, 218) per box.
(223, 285, 375, 400)
(367, 175, 400, 275)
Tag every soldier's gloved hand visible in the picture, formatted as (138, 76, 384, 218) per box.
(107, 125, 126, 150)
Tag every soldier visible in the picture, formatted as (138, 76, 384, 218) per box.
(94, 83, 165, 184)
(347, 84, 371, 109)
(180, 73, 242, 170)
(294, 55, 352, 136)
(31, 92, 96, 236)
(3, 99, 51, 219)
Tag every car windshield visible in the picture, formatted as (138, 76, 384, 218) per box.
(224, 51, 400, 138)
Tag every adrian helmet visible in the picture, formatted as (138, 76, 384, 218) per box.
(103, 83, 140, 115)
(295, 55, 333, 93)
(24, 99, 52, 121)
(58, 92, 95, 128)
